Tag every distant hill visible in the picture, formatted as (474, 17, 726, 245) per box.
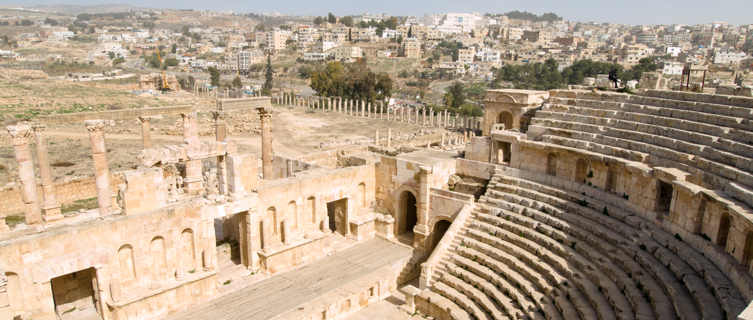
(10, 4, 143, 15)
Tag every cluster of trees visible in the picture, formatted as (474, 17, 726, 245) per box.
(492, 11, 562, 22)
(309, 61, 392, 103)
(433, 40, 464, 62)
(436, 82, 484, 116)
(494, 57, 660, 90)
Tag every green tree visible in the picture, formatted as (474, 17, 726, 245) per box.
(171, 43, 177, 54)
(208, 67, 220, 87)
(327, 12, 336, 24)
(263, 54, 274, 95)
(341, 16, 353, 27)
(313, 16, 324, 25)
(232, 76, 242, 88)
(444, 82, 466, 108)
(165, 57, 179, 67)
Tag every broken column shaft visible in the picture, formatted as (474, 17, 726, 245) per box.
(32, 124, 62, 221)
(257, 107, 274, 180)
(7, 123, 42, 225)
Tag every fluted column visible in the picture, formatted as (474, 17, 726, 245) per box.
(85, 120, 112, 216)
(32, 124, 62, 221)
(7, 123, 42, 225)
(257, 107, 275, 180)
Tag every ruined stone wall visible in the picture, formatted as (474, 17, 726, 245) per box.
(0, 199, 217, 320)
(455, 158, 496, 181)
(37, 105, 194, 125)
(257, 165, 376, 238)
(0, 174, 124, 218)
(217, 97, 272, 111)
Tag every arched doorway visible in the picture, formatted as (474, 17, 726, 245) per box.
(429, 220, 452, 253)
(399, 191, 418, 239)
(497, 111, 513, 130)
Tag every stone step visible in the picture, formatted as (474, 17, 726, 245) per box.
(419, 289, 473, 320)
(435, 270, 498, 320)
(464, 228, 599, 320)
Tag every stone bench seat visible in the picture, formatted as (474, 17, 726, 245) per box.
(630, 94, 753, 120)
(499, 168, 753, 307)
(436, 269, 500, 320)
(649, 229, 748, 317)
(531, 117, 753, 190)
(479, 200, 660, 320)
(552, 97, 751, 133)
(549, 93, 753, 127)
(472, 219, 616, 319)
(483, 192, 676, 320)
(465, 228, 598, 319)
(491, 174, 746, 319)
(455, 244, 564, 320)
(448, 255, 525, 319)
(418, 290, 473, 320)
(476, 208, 640, 320)
(454, 246, 545, 318)
(432, 278, 492, 320)
(640, 89, 753, 111)
(546, 102, 753, 167)
(547, 98, 753, 145)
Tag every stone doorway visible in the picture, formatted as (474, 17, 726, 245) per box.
(398, 191, 418, 243)
(656, 180, 673, 217)
(429, 220, 452, 253)
(50, 268, 102, 320)
(326, 198, 348, 235)
(495, 141, 511, 164)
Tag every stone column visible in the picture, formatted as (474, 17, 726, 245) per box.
(213, 111, 228, 195)
(368, 102, 372, 118)
(137, 116, 153, 149)
(361, 100, 365, 117)
(387, 128, 392, 148)
(32, 124, 62, 221)
(422, 108, 426, 126)
(257, 107, 275, 180)
(415, 109, 420, 124)
(85, 120, 112, 216)
(7, 123, 42, 225)
(181, 112, 202, 195)
(241, 211, 260, 271)
(444, 110, 449, 127)
(414, 166, 433, 249)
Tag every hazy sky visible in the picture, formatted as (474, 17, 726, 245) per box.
(19, 0, 753, 25)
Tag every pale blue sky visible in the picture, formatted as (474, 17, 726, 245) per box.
(16, 0, 753, 25)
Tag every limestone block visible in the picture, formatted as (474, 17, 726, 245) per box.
(121, 168, 167, 215)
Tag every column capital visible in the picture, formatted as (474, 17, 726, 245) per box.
(419, 165, 433, 174)
(6, 123, 33, 146)
(84, 119, 109, 132)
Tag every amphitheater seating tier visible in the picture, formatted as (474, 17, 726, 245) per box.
(421, 167, 750, 320)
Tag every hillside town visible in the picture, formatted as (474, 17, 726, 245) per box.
(2, 4, 753, 320)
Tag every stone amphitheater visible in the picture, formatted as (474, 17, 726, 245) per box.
(1, 88, 753, 320)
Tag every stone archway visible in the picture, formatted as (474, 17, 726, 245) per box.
(497, 111, 513, 130)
